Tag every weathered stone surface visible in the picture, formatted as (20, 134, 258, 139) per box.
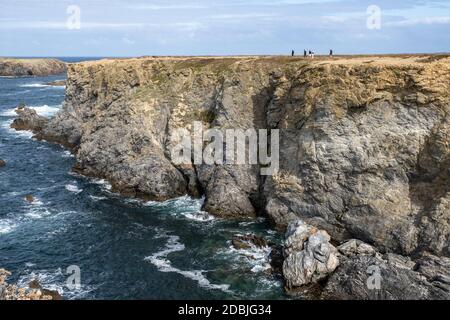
(282, 220, 339, 290)
(322, 252, 450, 300)
(15, 56, 450, 257)
(10, 106, 49, 132)
(0, 58, 66, 77)
(0, 269, 58, 300)
(338, 239, 377, 257)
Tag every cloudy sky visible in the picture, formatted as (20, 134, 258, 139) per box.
(0, 0, 449, 57)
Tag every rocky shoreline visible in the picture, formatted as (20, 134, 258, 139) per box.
(0, 269, 61, 300)
(10, 55, 450, 299)
(0, 58, 66, 77)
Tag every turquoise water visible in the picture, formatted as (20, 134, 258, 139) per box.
(0, 58, 284, 300)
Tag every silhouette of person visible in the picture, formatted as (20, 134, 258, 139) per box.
(292, 50, 295, 57)
(304, 49, 307, 58)
(330, 49, 333, 57)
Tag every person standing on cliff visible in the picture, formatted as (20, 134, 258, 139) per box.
(330, 49, 333, 57)
(304, 49, 307, 58)
(292, 50, 295, 57)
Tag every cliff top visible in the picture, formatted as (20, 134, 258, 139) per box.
(0, 58, 67, 76)
(72, 54, 450, 68)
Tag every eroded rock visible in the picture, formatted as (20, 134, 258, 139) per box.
(282, 220, 339, 291)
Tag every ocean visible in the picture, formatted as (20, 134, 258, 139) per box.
(0, 58, 284, 300)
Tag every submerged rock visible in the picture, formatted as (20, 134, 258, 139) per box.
(0, 159, 5, 167)
(232, 234, 268, 250)
(282, 220, 339, 291)
(24, 194, 34, 203)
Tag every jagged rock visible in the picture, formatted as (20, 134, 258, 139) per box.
(322, 252, 450, 300)
(10, 106, 48, 133)
(282, 220, 339, 290)
(338, 239, 377, 257)
(0, 58, 66, 77)
(18, 56, 450, 257)
(0, 269, 58, 300)
(0, 159, 5, 167)
(28, 279, 62, 300)
(24, 195, 34, 203)
(232, 234, 268, 250)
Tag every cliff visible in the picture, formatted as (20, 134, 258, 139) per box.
(0, 58, 67, 76)
(16, 55, 450, 259)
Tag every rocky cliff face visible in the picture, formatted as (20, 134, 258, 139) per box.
(21, 56, 450, 259)
(0, 58, 66, 76)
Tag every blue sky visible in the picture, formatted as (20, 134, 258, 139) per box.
(0, 0, 449, 56)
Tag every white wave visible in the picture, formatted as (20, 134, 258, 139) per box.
(183, 212, 215, 222)
(91, 178, 112, 190)
(65, 184, 82, 194)
(145, 233, 231, 293)
(0, 218, 17, 234)
(31, 105, 61, 116)
(0, 104, 61, 117)
(20, 83, 49, 88)
(89, 195, 107, 201)
(144, 195, 215, 222)
(219, 238, 273, 274)
(61, 150, 74, 158)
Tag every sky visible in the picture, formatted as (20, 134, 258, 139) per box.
(0, 0, 449, 57)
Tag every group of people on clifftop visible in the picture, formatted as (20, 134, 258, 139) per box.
(291, 49, 333, 58)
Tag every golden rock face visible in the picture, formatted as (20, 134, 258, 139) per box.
(14, 55, 450, 257)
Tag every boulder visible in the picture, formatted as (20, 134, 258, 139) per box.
(282, 220, 339, 290)
(0, 159, 5, 167)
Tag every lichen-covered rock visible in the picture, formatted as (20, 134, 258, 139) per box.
(282, 220, 339, 290)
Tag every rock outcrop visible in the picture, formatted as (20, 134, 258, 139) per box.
(322, 244, 450, 300)
(283, 220, 339, 291)
(0, 58, 67, 77)
(0, 159, 5, 167)
(14, 55, 450, 259)
(11, 105, 49, 132)
(0, 269, 59, 300)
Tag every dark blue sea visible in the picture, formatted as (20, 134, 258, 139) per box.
(0, 58, 284, 300)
